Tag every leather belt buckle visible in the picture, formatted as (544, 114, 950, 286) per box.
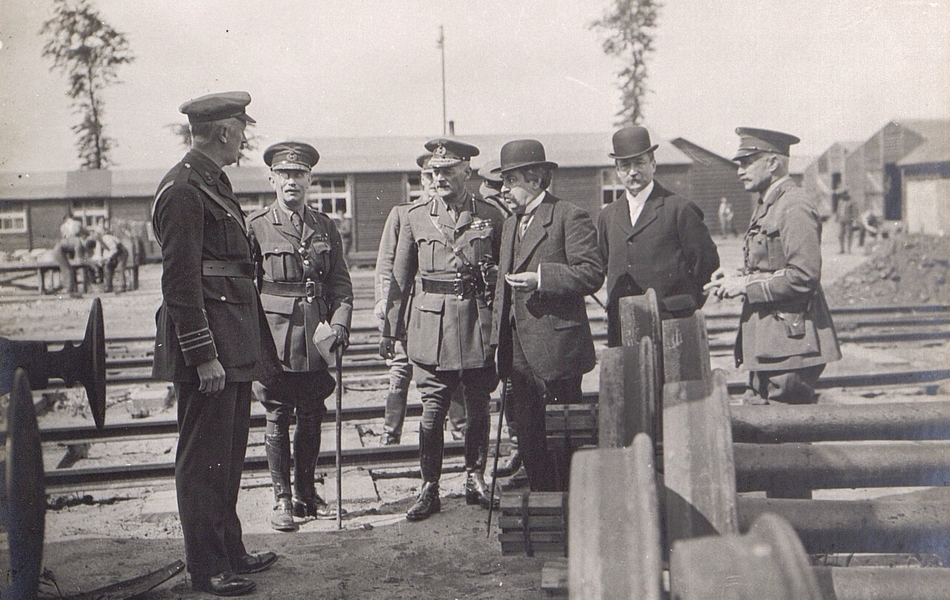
(305, 280, 316, 303)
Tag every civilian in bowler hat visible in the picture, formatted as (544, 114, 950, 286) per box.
(705, 127, 840, 405)
(490, 140, 604, 491)
(247, 142, 353, 531)
(597, 126, 720, 346)
(380, 138, 506, 520)
(151, 91, 279, 596)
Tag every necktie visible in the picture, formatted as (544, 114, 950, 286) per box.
(291, 212, 303, 235)
(519, 213, 531, 239)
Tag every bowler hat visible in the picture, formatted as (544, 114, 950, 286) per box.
(492, 139, 558, 174)
(264, 142, 319, 171)
(733, 127, 800, 160)
(179, 91, 256, 124)
(609, 126, 658, 160)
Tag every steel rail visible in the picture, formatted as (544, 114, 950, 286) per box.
(27, 304, 950, 347)
(20, 368, 950, 448)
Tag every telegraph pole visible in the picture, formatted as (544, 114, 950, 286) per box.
(438, 25, 447, 135)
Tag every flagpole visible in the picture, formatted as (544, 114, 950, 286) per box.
(438, 25, 447, 136)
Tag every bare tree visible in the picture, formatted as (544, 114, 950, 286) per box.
(40, 0, 134, 169)
(590, 0, 661, 126)
(165, 122, 258, 166)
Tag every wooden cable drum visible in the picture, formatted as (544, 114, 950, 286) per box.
(568, 434, 663, 600)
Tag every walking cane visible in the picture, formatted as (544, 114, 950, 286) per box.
(335, 344, 344, 531)
(486, 377, 509, 537)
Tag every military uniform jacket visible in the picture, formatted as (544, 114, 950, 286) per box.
(597, 182, 720, 340)
(737, 178, 841, 371)
(151, 150, 278, 383)
(490, 193, 604, 381)
(384, 193, 505, 370)
(248, 203, 353, 372)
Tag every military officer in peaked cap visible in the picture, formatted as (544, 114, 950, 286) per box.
(247, 142, 354, 531)
(151, 91, 279, 596)
(705, 127, 841, 405)
(380, 138, 506, 521)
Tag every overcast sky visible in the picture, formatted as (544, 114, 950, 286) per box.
(1, 0, 947, 173)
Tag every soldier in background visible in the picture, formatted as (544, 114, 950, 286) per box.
(151, 91, 279, 596)
(380, 138, 505, 521)
(90, 224, 129, 293)
(248, 142, 353, 531)
(706, 127, 841, 405)
(52, 214, 93, 297)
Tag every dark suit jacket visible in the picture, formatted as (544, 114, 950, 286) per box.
(150, 150, 278, 383)
(597, 181, 719, 345)
(490, 193, 604, 382)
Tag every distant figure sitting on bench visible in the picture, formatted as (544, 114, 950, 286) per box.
(91, 224, 129, 293)
(52, 215, 94, 297)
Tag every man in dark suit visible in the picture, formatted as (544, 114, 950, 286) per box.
(247, 142, 353, 531)
(597, 126, 720, 346)
(151, 92, 279, 597)
(490, 139, 604, 491)
(705, 127, 841, 405)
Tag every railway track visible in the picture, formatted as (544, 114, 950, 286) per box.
(36, 304, 950, 385)
(29, 367, 950, 491)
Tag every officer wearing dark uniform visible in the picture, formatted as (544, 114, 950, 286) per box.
(380, 138, 505, 521)
(706, 127, 841, 404)
(247, 142, 353, 532)
(151, 91, 279, 597)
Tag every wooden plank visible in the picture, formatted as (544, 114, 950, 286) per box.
(499, 515, 565, 531)
(569, 435, 663, 600)
(663, 370, 738, 554)
(541, 558, 568, 597)
(499, 491, 567, 515)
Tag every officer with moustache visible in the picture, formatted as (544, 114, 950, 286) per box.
(380, 138, 505, 521)
(247, 142, 353, 531)
(151, 92, 279, 596)
(706, 128, 841, 405)
(490, 140, 603, 491)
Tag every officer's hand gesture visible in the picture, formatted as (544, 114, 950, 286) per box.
(330, 324, 350, 352)
(379, 336, 396, 359)
(374, 299, 387, 321)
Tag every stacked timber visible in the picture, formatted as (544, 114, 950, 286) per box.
(497, 491, 568, 557)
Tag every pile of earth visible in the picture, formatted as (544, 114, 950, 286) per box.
(825, 234, 950, 306)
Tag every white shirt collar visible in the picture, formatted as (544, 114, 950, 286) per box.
(626, 180, 654, 226)
(523, 190, 547, 216)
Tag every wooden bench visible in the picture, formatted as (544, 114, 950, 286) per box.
(0, 260, 139, 294)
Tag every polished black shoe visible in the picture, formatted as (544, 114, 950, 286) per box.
(192, 571, 256, 596)
(271, 498, 297, 532)
(381, 433, 400, 446)
(232, 551, 278, 575)
(406, 481, 441, 521)
(493, 449, 522, 478)
(465, 471, 499, 509)
(293, 494, 347, 519)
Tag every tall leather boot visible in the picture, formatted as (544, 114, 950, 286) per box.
(264, 433, 297, 532)
(292, 417, 343, 519)
(463, 413, 497, 509)
(406, 426, 442, 521)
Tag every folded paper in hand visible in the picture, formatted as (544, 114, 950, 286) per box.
(312, 321, 337, 367)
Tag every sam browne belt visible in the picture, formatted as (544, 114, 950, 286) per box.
(260, 279, 325, 300)
(201, 261, 255, 278)
(421, 275, 477, 298)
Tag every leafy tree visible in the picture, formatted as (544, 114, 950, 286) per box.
(590, 0, 661, 126)
(40, 0, 134, 169)
(165, 122, 258, 166)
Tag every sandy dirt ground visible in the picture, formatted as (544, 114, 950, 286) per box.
(3, 233, 949, 598)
